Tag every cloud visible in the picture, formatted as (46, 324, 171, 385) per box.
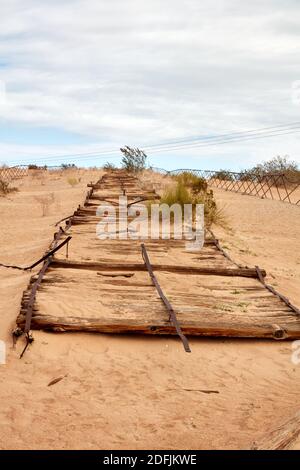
(0, 0, 300, 167)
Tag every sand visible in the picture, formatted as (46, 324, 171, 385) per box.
(0, 170, 299, 450)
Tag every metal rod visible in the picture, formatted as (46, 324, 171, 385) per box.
(255, 266, 300, 316)
(54, 214, 74, 227)
(141, 243, 191, 353)
(25, 236, 72, 270)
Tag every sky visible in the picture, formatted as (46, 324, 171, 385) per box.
(0, 0, 300, 170)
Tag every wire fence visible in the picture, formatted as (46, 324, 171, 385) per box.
(0, 165, 68, 183)
(0, 165, 28, 182)
(2, 164, 299, 205)
(151, 167, 300, 205)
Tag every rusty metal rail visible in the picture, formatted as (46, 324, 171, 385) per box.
(19, 233, 72, 358)
(141, 243, 191, 353)
(205, 227, 244, 269)
(15, 186, 93, 358)
(255, 266, 300, 317)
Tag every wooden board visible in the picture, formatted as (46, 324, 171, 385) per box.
(17, 266, 300, 339)
(55, 224, 234, 268)
(17, 171, 300, 342)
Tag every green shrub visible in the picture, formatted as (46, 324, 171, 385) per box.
(175, 171, 208, 192)
(160, 181, 225, 228)
(194, 189, 226, 228)
(160, 182, 191, 208)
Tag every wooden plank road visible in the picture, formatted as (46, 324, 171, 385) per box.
(17, 170, 300, 347)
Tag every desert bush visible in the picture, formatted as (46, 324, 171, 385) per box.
(28, 164, 48, 170)
(34, 193, 55, 216)
(175, 171, 208, 192)
(120, 146, 147, 172)
(29, 168, 46, 181)
(252, 155, 297, 174)
(174, 171, 198, 186)
(213, 170, 234, 181)
(195, 190, 226, 228)
(0, 178, 18, 196)
(160, 181, 225, 228)
(160, 181, 191, 208)
(61, 163, 77, 170)
(67, 177, 79, 187)
(239, 156, 300, 184)
(103, 162, 116, 171)
(190, 177, 208, 194)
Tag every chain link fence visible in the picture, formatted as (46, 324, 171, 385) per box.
(150, 167, 300, 205)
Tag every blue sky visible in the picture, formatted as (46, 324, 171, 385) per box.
(0, 0, 300, 170)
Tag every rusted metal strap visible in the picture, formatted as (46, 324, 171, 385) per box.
(127, 196, 160, 208)
(0, 262, 24, 270)
(24, 237, 72, 330)
(55, 214, 74, 227)
(0, 236, 71, 271)
(84, 188, 93, 205)
(24, 236, 72, 270)
(19, 258, 52, 358)
(19, 235, 72, 358)
(206, 228, 244, 269)
(24, 259, 51, 334)
(141, 243, 191, 353)
(255, 266, 300, 316)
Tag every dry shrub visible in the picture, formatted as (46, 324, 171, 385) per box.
(0, 178, 18, 196)
(140, 169, 174, 195)
(34, 193, 55, 216)
(29, 168, 47, 185)
(67, 177, 79, 187)
(175, 171, 207, 190)
(212, 170, 234, 181)
(121, 146, 147, 173)
(160, 180, 226, 228)
(240, 156, 300, 186)
(103, 162, 116, 171)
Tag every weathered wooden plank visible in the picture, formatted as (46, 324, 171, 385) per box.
(16, 312, 300, 339)
(51, 258, 265, 278)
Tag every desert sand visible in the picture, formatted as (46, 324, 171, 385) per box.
(0, 169, 299, 450)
